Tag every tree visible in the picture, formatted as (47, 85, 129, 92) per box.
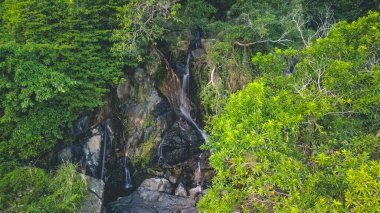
(112, 0, 181, 64)
(0, 0, 122, 162)
(199, 12, 380, 212)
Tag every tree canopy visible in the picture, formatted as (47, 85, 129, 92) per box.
(0, 0, 123, 162)
(0, 0, 379, 212)
(199, 12, 380, 212)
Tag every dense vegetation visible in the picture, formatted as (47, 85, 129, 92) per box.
(199, 12, 380, 212)
(0, 0, 124, 211)
(0, 0, 379, 212)
(0, 163, 87, 212)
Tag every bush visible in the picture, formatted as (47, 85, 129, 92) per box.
(0, 163, 87, 213)
(199, 12, 380, 212)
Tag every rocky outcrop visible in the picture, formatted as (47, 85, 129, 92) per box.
(73, 116, 89, 137)
(158, 66, 182, 116)
(83, 128, 103, 177)
(118, 68, 175, 164)
(61, 34, 215, 212)
(107, 189, 196, 213)
(81, 176, 105, 213)
(139, 178, 173, 194)
(157, 121, 203, 165)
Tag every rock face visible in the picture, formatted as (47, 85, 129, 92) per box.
(59, 33, 215, 212)
(189, 186, 202, 200)
(83, 128, 103, 177)
(57, 119, 115, 179)
(81, 176, 105, 213)
(157, 121, 203, 165)
(73, 116, 89, 137)
(119, 68, 175, 162)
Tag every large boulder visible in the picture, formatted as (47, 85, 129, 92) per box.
(139, 178, 173, 194)
(107, 189, 196, 213)
(83, 128, 103, 177)
(81, 176, 105, 213)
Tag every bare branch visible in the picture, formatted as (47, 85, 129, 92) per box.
(208, 65, 216, 86)
(324, 111, 356, 116)
(234, 32, 291, 47)
(292, 14, 308, 47)
(292, 5, 335, 47)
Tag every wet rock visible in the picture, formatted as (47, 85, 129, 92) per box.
(73, 116, 89, 137)
(189, 186, 202, 199)
(121, 68, 175, 161)
(175, 183, 188, 197)
(124, 103, 145, 149)
(159, 121, 203, 165)
(57, 145, 82, 163)
(158, 65, 182, 114)
(83, 128, 102, 177)
(107, 190, 195, 213)
(139, 178, 173, 194)
(81, 175, 105, 213)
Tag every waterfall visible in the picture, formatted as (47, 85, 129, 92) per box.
(100, 129, 107, 180)
(123, 137, 133, 189)
(195, 153, 202, 186)
(179, 53, 208, 142)
(124, 167, 133, 189)
(101, 119, 114, 181)
(157, 142, 164, 162)
(179, 51, 207, 187)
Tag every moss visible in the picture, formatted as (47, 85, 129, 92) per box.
(132, 134, 160, 168)
(143, 117, 156, 129)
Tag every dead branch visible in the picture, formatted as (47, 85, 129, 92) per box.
(234, 32, 291, 47)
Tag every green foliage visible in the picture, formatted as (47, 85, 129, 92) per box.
(199, 12, 380, 212)
(305, 0, 380, 23)
(112, 0, 181, 64)
(200, 82, 228, 115)
(0, 163, 87, 213)
(345, 162, 380, 212)
(0, 0, 122, 162)
(198, 0, 306, 117)
(179, 0, 216, 29)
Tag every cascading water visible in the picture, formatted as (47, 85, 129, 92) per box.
(157, 142, 164, 162)
(178, 52, 208, 187)
(100, 132, 107, 180)
(179, 53, 208, 142)
(101, 119, 114, 181)
(124, 167, 133, 189)
(122, 131, 133, 189)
